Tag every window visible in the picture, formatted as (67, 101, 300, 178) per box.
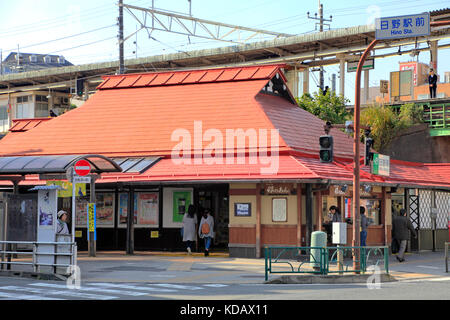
(58, 56, 65, 64)
(0, 105, 8, 132)
(29, 55, 37, 63)
(35, 95, 49, 117)
(16, 96, 33, 119)
(44, 56, 51, 64)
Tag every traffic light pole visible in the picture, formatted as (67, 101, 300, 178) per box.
(353, 39, 378, 272)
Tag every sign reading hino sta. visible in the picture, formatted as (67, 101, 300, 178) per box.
(375, 13, 430, 40)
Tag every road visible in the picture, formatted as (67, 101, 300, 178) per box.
(0, 275, 448, 300)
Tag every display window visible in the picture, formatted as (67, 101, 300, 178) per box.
(75, 192, 115, 228)
(118, 192, 159, 228)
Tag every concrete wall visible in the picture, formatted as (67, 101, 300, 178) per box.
(382, 124, 450, 163)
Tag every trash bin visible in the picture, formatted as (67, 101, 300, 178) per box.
(310, 231, 327, 270)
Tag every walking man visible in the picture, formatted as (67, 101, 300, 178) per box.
(392, 209, 417, 262)
(428, 68, 437, 99)
(360, 206, 370, 247)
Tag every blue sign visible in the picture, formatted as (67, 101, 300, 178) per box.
(375, 13, 430, 40)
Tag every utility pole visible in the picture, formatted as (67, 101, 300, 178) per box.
(118, 0, 125, 74)
(307, 1, 332, 93)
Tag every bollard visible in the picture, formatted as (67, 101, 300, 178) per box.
(310, 231, 327, 272)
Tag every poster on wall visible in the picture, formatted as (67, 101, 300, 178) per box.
(162, 188, 193, 228)
(96, 193, 114, 226)
(172, 191, 191, 223)
(38, 191, 54, 228)
(75, 198, 88, 226)
(46, 181, 86, 197)
(272, 198, 287, 222)
(119, 193, 137, 224)
(235, 203, 251, 217)
(137, 193, 159, 226)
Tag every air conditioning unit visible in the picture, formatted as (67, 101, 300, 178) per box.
(62, 97, 69, 105)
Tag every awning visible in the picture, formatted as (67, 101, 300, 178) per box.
(0, 154, 122, 175)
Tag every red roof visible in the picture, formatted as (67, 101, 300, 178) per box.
(0, 64, 449, 189)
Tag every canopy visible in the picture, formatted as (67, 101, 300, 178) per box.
(0, 154, 122, 175)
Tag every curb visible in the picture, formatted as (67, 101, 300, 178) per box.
(0, 270, 68, 281)
(264, 273, 397, 284)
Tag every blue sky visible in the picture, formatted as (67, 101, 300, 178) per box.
(0, 0, 449, 102)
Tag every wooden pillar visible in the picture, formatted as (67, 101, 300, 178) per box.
(256, 183, 262, 258)
(297, 183, 302, 247)
(317, 192, 323, 231)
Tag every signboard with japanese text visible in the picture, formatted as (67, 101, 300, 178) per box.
(372, 154, 390, 176)
(380, 80, 389, 94)
(375, 13, 430, 40)
(87, 202, 96, 241)
(234, 203, 252, 217)
(347, 58, 374, 73)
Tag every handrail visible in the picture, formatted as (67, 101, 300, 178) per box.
(0, 240, 77, 274)
(265, 246, 389, 281)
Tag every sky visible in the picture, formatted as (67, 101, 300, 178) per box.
(0, 0, 449, 102)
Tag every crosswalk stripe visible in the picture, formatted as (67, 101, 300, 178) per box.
(89, 283, 177, 292)
(151, 283, 203, 290)
(0, 290, 63, 300)
(30, 282, 148, 296)
(1, 286, 116, 300)
(203, 284, 228, 287)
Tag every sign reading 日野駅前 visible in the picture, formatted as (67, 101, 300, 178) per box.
(375, 13, 430, 40)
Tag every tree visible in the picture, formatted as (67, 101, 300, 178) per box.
(360, 103, 423, 151)
(296, 91, 350, 124)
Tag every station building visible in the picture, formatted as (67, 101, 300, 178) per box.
(0, 64, 449, 258)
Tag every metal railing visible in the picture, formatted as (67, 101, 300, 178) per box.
(445, 242, 449, 273)
(264, 246, 389, 281)
(0, 241, 77, 274)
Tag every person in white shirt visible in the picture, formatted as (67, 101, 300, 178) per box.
(182, 205, 197, 255)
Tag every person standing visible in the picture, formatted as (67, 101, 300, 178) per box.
(392, 208, 417, 262)
(428, 68, 437, 99)
(56, 210, 70, 235)
(182, 205, 197, 255)
(198, 208, 214, 256)
(360, 206, 370, 247)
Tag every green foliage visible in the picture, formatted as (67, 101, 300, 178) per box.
(361, 103, 424, 152)
(296, 91, 350, 124)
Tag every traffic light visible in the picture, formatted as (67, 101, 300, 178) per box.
(364, 137, 374, 166)
(76, 79, 84, 96)
(319, 135, 333, 163)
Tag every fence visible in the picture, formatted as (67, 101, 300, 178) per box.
(0, 240, 77, 274)
(264, 246, 389, 281)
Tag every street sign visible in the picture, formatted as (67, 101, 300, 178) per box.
(73, 176, 91, 184)
(372, 154, 390, 176)
(347, 58, 374, 72)
(380, 80, 389, 94)
(375, 13, 430, 40)
(87, 203, 96, 240)
(74, 159, 91, 176)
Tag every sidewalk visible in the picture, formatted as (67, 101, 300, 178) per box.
(73, 249, 449, 284)
(1, 249, 448, 284)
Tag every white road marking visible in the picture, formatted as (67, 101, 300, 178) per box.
(0, 290, 63, 300)
(89, 283, 176, 292)
(151, 283, 203, 290)
(1, 286, 116, 300)
(30, 282, 148, 296)
(203, 284, 228, 287)
(416, 265, 440, 270)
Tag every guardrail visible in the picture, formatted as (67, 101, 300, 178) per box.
(0, 240, 77, 274)
(264, 246, 389, 281)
